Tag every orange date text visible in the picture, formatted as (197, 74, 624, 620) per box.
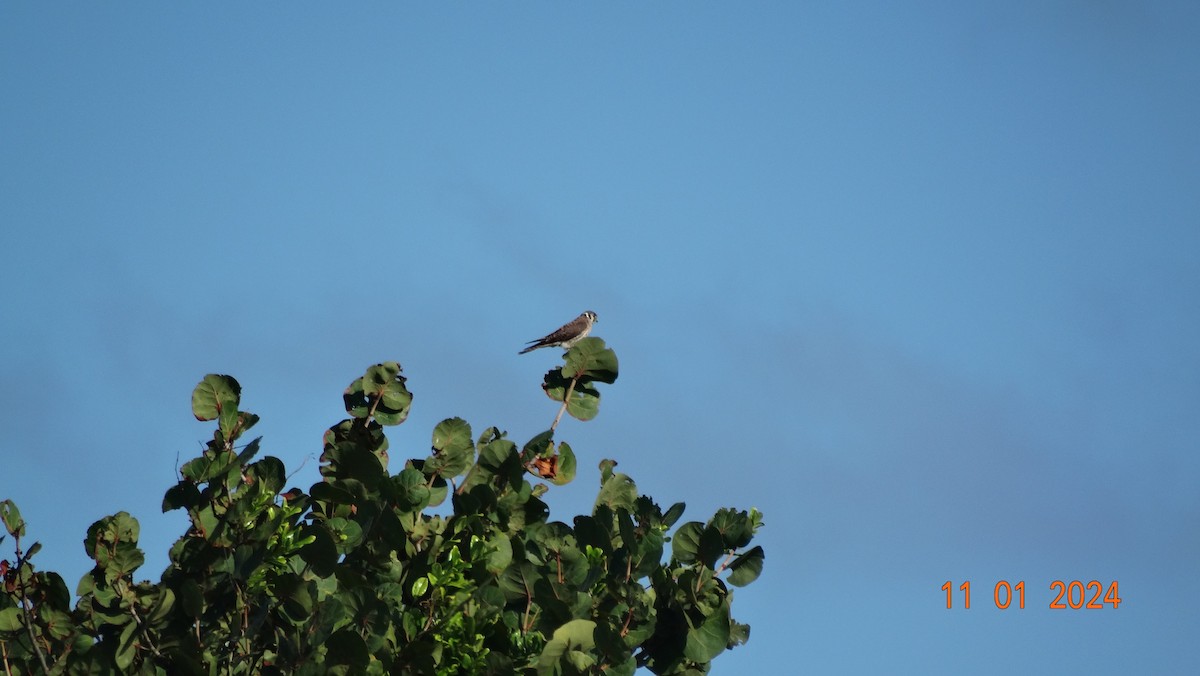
(941, 580, 1120, 610)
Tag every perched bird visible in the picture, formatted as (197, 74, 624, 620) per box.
(519, 311, 598, 354)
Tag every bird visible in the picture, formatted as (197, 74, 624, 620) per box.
(519, 311, 598, 354)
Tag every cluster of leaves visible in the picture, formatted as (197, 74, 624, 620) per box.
(1, 337, 764, 674)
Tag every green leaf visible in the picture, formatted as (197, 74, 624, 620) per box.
(683, 598, 732, 663)
(191, 374, 243, 439)
(39, 571, 71, 610)
(710, 508, 755, 550)
(548, 441, 577, 486)
(84, 512, 140, 561)
(672, 522, 703, 564)
(0, 607, 22, 631)
(104, 545, 145, 583)
(178, 577, 204, 618)
(191, 374, 240, 421)
(562, 337, 619, 383)
(433, 417, 472, 455)
(161, 480, 201, 512)
(146, 588, 176, 624)
(299, 525, 338, 577)
(698, 526, 724, 569)
(0, 499, 25, 537)
(729, 619, 751, 648)
(344, 362, 413, 425)
(326, 517, 364, 553)
(524, 429, 554, 458)
(599, 459, 617, 483)
(479, 438, 517, 471)
(541, 369, 602, 422)
(726, 546, 765, 587)
(564, 382, 601, 421)
(115, 621, 138, 670)
(180, 450, 237, 484)
(246, 456, 286, 495)
(486, 533, 514, 574)
(663, 502, 686, 528)
(427, 417, 474, 478)
(595, 472, 638, 512)
(537, 619, 597, 676)
(326, 629, 370, 668)
(391, 467, 431, 511)
(235, 436, 263, 465)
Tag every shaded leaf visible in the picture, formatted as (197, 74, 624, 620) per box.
(710, 508, 755, 550)
(683, 598, 731, 663)
(672, 522, 703, 564)
(726, 546, 765, 587)
(698, 526, 725, 569)
(344, 362, 412, 425)
(161, 480, 201, 512)
(326, 629, 370, 668)
(427, 417, 474, 478)
(663, 502, 686, 529)
(0, 607, 22, 631)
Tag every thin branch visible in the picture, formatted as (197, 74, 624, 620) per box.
(12, 535, 51, 675)
(714, 549, 739, 576)
(619, 607, 635, 638)
(550, 376, 580, 433)
(127, 602, 163, 658)
(521, 579, 535, 634)
(454, 466, 476, 496)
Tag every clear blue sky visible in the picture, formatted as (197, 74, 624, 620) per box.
(3, 3, 1199, 673)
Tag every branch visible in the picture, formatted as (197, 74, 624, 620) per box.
(127, 601, 163, 659)
(714, 549, 739, 576)
(550, 376, 580, 433)
(12, 535, 51, 675)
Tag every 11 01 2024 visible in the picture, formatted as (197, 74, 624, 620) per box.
(941, 580, 1121, 610)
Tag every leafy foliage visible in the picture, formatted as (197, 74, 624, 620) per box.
(1, 342, 764, 674)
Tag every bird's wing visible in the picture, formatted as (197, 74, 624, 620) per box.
(538, 314, 587, 344)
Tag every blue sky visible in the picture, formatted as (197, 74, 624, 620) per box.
(3, 2, 1199, 673)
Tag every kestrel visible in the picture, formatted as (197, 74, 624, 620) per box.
(519, 311, 598, 354)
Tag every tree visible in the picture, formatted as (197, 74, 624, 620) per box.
(1, 338, 764, 674)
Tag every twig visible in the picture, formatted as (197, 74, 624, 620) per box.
(550, 376, 580, 433)
(619, 607, 635, 638)
(699, 549, 740, 594)
(714, 549, 739, 576)
(127, 601, 163, 658)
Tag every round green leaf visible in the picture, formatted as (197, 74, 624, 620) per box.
(191, 374, 240, 421)
(562, 337, 619, 383)
(671, 522, 704, 564)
